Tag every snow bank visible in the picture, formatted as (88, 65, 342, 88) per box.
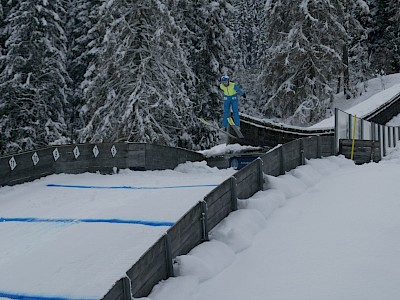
(174, 161, 222, 174)
(198, 143, 261, 158)
(146, 155, 355, 300)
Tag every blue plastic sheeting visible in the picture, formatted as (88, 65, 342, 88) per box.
(0, 291, 96, 300)
(46, 183, 218, 190)
(0, 217, 174, 227)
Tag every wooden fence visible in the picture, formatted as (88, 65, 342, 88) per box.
(335, 108, 400, 161)
(102, 135, 335, 299)
(339, 139, 381, 164)
(0, 137, 335, 299)
(0, 143, 204, 187)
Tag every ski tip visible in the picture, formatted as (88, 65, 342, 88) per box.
(198, 118, 210, 125)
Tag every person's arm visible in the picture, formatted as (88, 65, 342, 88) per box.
(234, 84, 246, 98)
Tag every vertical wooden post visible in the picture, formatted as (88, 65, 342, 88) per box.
(122, 277, 132, 300)
(200, 200, 209, 241)
(257, 158, 264, 191)
(317, 136, 322, 158)
(164, 234, 174, 277)
(230, 176, 238, 211)
(300, 139, 305, 165)
(279, 146, 285, 175)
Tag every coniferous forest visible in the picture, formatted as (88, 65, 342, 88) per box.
(0, 0, 399, 155)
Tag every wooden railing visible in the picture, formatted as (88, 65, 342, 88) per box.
(0, 143, 204, 187)
(102, 135, 335, 299)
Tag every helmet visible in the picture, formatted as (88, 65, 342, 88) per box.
(220, 75, 230, 84)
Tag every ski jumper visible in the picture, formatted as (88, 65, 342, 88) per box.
(219, 82, 245, 128)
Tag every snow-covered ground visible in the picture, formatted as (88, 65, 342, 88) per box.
(0, 163, 236, 299)
(4, 149, 400, 300)
(144, 78, 400, 300)
(311, 73, 400, 129)
(147, 151, 400, 300)
(2, 74, 400, 300)
(333, 73, 400, 113)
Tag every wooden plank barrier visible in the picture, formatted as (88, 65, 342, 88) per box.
(319, 135, 335, 157)
(0, 147, 55, 186)
(0, 138, 340, 300)
(145, 144, 204, 170)
(260, 147, 283, 176)
(167, 202, 205, 260)
(103, 136, 338, 300)
(125, 236, 169, 298)
(234, 159, 263, 199)
(103, 277, 131, 300)
(204, 178, 234, 231)
(339, 139, 381, 164)
(0, 142, 203, 187)
(281, 140, 302, 172)
(302, 136, 319, 160)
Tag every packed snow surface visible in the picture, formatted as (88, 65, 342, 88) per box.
(3, 149, 400, 299)
(0, 163, 236, 299)
(147, 151, 400, 300)
(311, 73, 400, 129)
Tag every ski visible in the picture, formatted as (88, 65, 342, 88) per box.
(198, 118, 238, 139)
(227, 117, 244, 139)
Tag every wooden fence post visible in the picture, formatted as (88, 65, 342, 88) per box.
(230, 176, 238, 211)
(279, 147, 285, 175)
(122, 277, 132, 300)
(300, 139, 305, 165)
(200, 200, 209, 241)
(257, 158, 264, 191)
(164, 234, 174, 277)
(317, 136, 322, 158)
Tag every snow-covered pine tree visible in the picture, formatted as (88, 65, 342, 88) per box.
(0, 0, 18, 26)
(79, 0, 198, 148)
(171, 0, 236, 148)
(345, 0, 370, 97)
(0, 1, 19, 72)
(389, 1, 400, 72)
(231, 0, 263, 117)
(0, 2, 4, 60)
(0, 3, 3, 154)
(367, 0, 400, 74)
(0, 0, 71, 154)
(258, 0, 349, 125)
(66, 0, 103, 140)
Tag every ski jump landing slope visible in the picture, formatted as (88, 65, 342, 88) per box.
(239, 83, 400, 148)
